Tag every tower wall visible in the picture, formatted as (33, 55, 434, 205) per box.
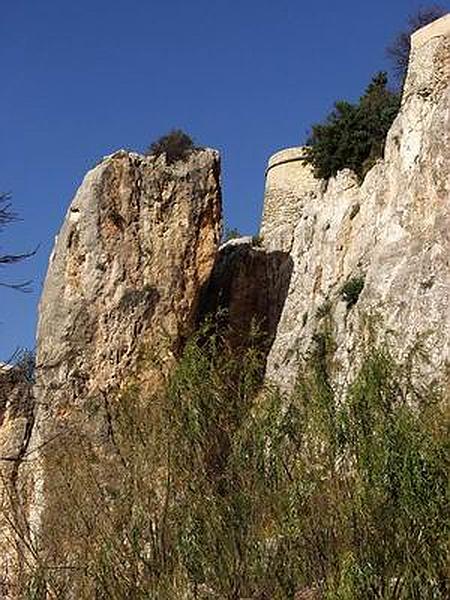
(260, 147, 322, 252)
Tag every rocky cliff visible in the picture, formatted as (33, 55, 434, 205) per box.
(0, 13, 449, 597)
(198, 237, 293, 355)
(262, 14, 450, 392)
(1, 148, 222, 595)
(35, 148, 221, 399)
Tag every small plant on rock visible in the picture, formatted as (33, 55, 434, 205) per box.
(223, 227, 242, 242)
(146, 129, 198, 164)
(316, 299, 332, 319)
(340, 275, 365, 308)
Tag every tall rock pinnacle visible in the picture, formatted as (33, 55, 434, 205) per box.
(3, 148, 222, 594)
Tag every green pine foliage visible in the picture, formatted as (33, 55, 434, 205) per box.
(304, 73, 400, 181)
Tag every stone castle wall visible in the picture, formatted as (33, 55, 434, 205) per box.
(261, 14, 450, 392)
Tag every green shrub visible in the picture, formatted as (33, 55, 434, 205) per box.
(340, 275, 365, 308)
(316, 299, 332, 319)
(14, 325, 448, 599)
(304, 73, 400, 181)
(146, 129, 198, 164)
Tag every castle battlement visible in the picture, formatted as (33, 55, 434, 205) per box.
(403, 13, 450, 100)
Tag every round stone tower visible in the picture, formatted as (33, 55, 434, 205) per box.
(260, 147, 322, 252)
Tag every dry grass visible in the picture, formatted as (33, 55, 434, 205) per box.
(2, 325, 448, 599)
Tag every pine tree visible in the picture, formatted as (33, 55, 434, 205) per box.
(304, 73, 400, 181)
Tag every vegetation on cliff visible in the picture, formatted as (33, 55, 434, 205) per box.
(12, 324, 448, 599)
(304, 6, 447, 182)
(2, 8, 449, 599)
(304, 72, 400, 181)
(146, 129, 199, 164)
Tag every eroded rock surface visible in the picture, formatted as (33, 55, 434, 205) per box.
(14, 148, 221, 590)
(1, 14, 449, 597)
(36, 148, 221, 398)
(263, 15, 450, 391)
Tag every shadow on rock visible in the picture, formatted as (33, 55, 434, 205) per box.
(197, 239, 293, 360)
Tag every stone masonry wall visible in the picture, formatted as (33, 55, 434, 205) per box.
(261, 148, 323, 253)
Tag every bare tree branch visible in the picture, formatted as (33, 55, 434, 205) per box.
(0, 193, 36, 292)
(386, 5, 447, 86)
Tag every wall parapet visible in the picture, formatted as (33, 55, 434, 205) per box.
(265, 147, 309, 176)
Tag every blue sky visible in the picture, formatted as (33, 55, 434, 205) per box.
(1, 0, 448, 359)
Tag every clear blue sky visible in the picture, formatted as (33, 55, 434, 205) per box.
(1, 0, 448, 359)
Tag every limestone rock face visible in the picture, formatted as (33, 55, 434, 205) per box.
(263, 15, 450, 390)
(20, 148, 222, 562)
(36, 148, 221, 398)
(0, 363, 34, 471)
